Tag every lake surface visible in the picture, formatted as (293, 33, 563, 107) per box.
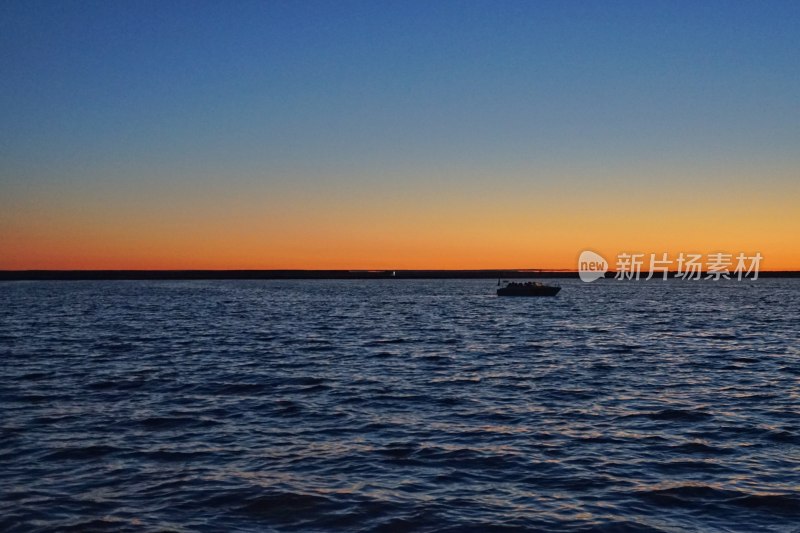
(1, 279, 798, 532)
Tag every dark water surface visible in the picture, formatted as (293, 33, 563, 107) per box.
(1, 279, 798, 532)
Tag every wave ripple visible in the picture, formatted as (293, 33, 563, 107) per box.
(1, 279, 799, 532)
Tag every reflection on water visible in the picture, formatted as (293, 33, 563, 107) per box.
(1, 279, 799, 531)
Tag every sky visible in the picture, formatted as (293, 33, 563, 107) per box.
(1, 0, 799, 270)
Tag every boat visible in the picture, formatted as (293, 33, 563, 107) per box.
(497, 280, 561, 297)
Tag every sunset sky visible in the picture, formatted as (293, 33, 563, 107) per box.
(2, 0, 799, 270)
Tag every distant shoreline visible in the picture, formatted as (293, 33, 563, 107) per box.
(1, 270, 799, 280)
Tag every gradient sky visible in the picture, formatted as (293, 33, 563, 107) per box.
(2, 0, 799, 269)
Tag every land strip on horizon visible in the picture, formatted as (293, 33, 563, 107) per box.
(1, 270, 799, 280)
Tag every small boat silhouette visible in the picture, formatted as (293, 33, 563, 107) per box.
(497, 280, 561, 297)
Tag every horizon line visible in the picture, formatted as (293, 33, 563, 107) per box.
(2, 269, 799, 281)
(2, 268, 800, 273)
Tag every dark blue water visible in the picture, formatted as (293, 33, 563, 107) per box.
(1, 279, 799, 532)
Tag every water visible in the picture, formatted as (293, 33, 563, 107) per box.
(1, 279, 798, 532)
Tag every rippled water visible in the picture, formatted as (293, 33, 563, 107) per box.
(1, 279, 799, 532)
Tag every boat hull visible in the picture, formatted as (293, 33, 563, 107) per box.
(497, 286, 561, 297)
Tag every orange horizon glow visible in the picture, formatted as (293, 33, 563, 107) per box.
(5, 172, 798, 273)
(3, 170, 799, 271)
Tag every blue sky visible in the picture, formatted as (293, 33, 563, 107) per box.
(2, 0, 799, 268)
